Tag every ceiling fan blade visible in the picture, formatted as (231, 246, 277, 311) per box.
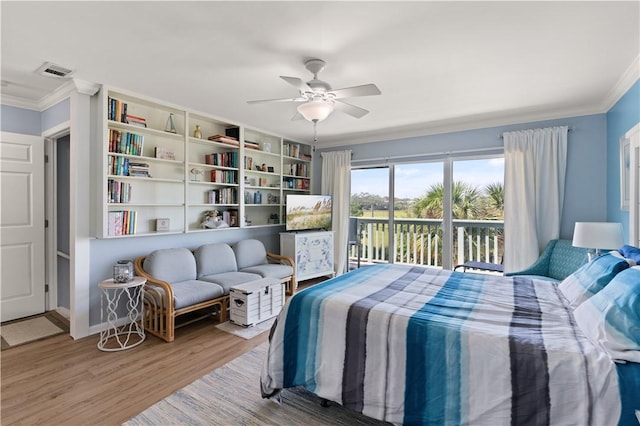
(334, 100, 369, 118)
(280, 76, 313, 93)
(330, 83, 381, 99)
(247, 97, 305, 104)
(291, 111, 305, 121)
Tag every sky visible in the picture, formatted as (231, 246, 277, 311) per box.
(351, 157, 504, 200)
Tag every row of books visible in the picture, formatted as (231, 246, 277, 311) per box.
(283, 177, 310, 190)
(210, 170, 237, 184)
(207, 187, 238, 204)
(283, 143, 311, 160)
(108, 179, 132, 204)
(109, 129, 144, 156)
(108, 210, 137, 236)
(107, 97, 148, 128)
(205, 152, 238, 168)
(108, 156, 151, 177)
(283, 163, 309, 177)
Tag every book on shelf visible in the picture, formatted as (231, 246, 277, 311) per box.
(244, 140, 260, 150)
(155, 147, 175, 160)
(109, 129, 144, 156)
(128, 162, 151, 178)
(108, 179, 132, 203)
(107, 210, 137, 236)
(244, 156, 253, 170)
(208, 134, 239, 146)
(205, 151, 238, 168)
(210, 169, 237, 184)
(108, 211, 124, 236)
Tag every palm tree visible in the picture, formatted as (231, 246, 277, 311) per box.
(412, 181, 481, 219)
(484, 182, 504, 218)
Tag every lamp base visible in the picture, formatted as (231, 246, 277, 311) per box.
(587, 249, 603, 262)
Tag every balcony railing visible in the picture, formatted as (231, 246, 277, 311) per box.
(349, 217, 504, 269)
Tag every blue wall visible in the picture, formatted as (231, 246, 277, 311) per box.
(42, 98, 70, 130)
(319, 114, 609, 239)
(1, 104, 41, 135)
(0, 100, 71, 135)
(606, 79, 640, 242)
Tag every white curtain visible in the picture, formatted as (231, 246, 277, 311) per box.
(503, 126, 568, 272)
(321, 150, 351, 275)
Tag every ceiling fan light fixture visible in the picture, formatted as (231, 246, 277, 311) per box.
(297, 100, 334, 122)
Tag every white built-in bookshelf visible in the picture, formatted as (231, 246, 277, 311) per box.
(98, 87, 311, 238)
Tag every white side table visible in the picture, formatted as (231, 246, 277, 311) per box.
(98, 276, 146, 352)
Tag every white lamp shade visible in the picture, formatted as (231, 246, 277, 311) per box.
(572, 222, 624, 250)
(297, 100, 334, 122)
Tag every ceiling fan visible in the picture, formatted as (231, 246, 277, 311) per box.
(247, 58, 381, 123)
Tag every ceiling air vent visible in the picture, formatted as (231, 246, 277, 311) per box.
(36, 62, 74, 78)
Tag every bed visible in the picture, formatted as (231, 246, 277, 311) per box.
(260, 262, 640, 425)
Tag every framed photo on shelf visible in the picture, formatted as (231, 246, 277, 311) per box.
(267, 166, 275, 173)
(156, 218, 170, 232)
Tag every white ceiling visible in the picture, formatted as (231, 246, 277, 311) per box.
(1, 1, 639, 147)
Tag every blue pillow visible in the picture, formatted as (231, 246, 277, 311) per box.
(619, 244, 640, 264)
(558, 252, 631, 308)
(573, 266, 640, 362)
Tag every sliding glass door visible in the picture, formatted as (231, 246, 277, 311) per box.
(350, 156, 503, 270)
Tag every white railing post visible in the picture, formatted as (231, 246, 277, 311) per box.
(367, 222, 373, 263)
(457, 227, 465, 266)
(485, 233, 490, 262)
(494, 234, 499, 263)
(413, 225, 418, 265)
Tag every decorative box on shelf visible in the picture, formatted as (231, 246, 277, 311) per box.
(229, 278, 284, 327)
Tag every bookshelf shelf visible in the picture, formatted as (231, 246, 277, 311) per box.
(98, 86, 312, 238)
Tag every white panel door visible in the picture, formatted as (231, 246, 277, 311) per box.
(1, 132, 45, 322)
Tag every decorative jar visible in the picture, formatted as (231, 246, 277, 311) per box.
(113, 260, 134, 283)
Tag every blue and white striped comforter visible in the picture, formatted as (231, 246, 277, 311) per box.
(261, 264, 621, 425)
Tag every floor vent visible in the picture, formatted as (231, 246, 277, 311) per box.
(36, 62, 74, 78)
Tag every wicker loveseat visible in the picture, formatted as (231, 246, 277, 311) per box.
(134, 239, 294, 342)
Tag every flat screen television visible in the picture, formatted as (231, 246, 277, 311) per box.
(285, 194, 332, 231)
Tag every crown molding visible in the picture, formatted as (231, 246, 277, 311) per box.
(601, 55, 640, 112)
(1, 79, 100, 112)
(0, 94, 40, 110)
(73, 79, 100, 96)
(37, 80, 77, 110)
(316, 104, 605, 148)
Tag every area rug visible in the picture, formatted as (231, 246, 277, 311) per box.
(215, 317, 276, 340)
(0, 312, 67, 350)
(124, 342, 389, 426)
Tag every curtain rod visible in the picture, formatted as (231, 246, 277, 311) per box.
(499, 127, 573, 139)
(350, 146, 503, 164)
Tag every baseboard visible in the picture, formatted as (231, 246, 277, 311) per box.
(55, 307, 71, 319)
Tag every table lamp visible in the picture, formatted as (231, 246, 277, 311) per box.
(572, 222, 624, 261)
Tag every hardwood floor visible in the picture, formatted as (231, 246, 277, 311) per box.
(1, 279, 327, 425)
(1, 315, 269, 425)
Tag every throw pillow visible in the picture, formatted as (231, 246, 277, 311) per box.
(558, 252, 631, 309)
(573, 266, 640, 363)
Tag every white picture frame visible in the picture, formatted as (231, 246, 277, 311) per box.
(156, 218, 170, 232)
(620, 136, 631, 210)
